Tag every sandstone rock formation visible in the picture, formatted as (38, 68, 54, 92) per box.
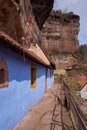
(0, 1, 80, 73)
(74, 73, 87, 87)
(42, 11, 80, 73)
(0, 0, 54, 48)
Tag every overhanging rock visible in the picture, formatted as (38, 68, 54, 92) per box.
(30, 0, 54, 29)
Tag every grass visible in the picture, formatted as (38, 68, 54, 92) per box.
(64, 76, 81, 96)
(83, 111, 87, 119)
(54, 73, 64, 83)
(54, 73, 60, 77)
(18, 3, 23, 12)
(54, 73, 63, 77)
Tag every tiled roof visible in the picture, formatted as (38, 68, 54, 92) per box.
(0, 31, 50, 66)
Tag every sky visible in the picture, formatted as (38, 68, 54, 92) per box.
(53, 0, 87, 45)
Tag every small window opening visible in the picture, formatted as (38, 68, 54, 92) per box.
(31, 64, 37, 88)
(0, 58, 8, 88)
(0, 69, 5, 84)
(50, 69, 53, 78)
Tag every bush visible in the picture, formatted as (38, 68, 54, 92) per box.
(83, 111, 87, 119)
(75, 44, 87, 63)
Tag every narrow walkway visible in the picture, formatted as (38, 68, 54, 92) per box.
(14, 83, 75, 130)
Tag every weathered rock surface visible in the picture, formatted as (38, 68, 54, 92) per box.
(75, 73, 87, 87)
(0, 0, 38, 47)
(0, 1, 80, 72)
(30, 0, 54, 29)
(42, 11, 80, 71)
(0, 0, 54, 48)
(50, 54, 77, 70)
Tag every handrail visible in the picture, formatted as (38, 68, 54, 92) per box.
(63, 80, 87, 130)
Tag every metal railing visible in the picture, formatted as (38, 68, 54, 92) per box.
(63, 81, 87, 130)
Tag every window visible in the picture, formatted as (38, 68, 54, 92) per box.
(0, 69, 5, 84)
(30, 63, 37, 89)
(50, 68, 53, 78)
(0, 58, 8, 88)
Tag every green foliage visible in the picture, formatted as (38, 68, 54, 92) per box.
(54, 73, 64, 83)
(54, 73, 63, 77)
(65, 76, 81, 94)
(18, 3, 23, 12)
(66, 77, 77, 87)
(54, 73, 64, 80)
(83, 111, 87, 118)
(54, 73, 60, 77)
(75, 44, 87, 63)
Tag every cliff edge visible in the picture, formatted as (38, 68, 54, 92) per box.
(42, 10, 80, 73)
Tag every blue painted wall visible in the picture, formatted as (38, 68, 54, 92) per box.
(0, 45, 54, 130)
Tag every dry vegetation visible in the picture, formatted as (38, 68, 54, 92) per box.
(67, 44, 87, 75)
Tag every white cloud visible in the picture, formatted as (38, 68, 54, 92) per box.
(53, 0, 87, 44)
(54, 0, 79, 11)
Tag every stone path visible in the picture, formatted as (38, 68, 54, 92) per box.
(14, 83, 75, 130)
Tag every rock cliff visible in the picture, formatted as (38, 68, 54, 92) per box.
(0, 0, 54, 48)
(67, 44, 87, 87)
(0, 2, 80, 73)
(42, 11, 80, 73)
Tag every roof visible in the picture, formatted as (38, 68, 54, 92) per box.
(83, 83, 87, 88)
(0, 31, 51, 67)
(38, 43, 56, 69)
